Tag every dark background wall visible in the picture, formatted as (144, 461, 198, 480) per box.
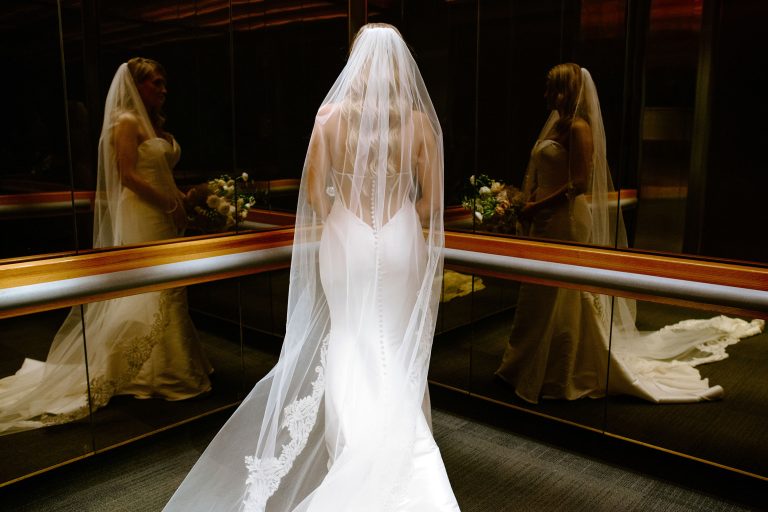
(0, 0, 765, 265)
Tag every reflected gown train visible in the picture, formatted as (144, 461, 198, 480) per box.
(496, 137, 764, 404)
(0, 137, 212, 435)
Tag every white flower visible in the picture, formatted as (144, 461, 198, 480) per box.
(206, 195, 221, 208)
(237, 198, 244, 207)
(491, 181, 503, 193)
(469, 175, 476, 185)
(479, 186, 491, 197)
(227, 179, 234, 187)
(229, 205, 236, 216)
(218, 202, 231, 216)
(474, 211, 483, 223)
(241, 172, 249, 181)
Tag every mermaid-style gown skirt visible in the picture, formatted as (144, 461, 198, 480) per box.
(317, 200, 459, 511)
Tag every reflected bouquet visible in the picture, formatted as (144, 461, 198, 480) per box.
(461, 174, 525, 234)
(186, 173, 256, 233)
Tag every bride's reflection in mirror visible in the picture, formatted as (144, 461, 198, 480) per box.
(495, 63, 764, 404)
(0, 59, 212, 435)
(108, 58, 188, 241)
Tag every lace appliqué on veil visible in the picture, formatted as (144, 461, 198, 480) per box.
(243, 337, 329, 512)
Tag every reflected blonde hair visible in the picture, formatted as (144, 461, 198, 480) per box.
(547, 63, 584, 135)
(127, 57, 167, 129)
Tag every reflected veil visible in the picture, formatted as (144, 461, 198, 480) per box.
(0, 63, 210, 435)
(505, 66, 764, 403)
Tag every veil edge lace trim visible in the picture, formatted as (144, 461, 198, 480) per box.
(243, 335, 330, 512)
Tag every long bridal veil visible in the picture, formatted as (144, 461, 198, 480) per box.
(524, 67, 763, 403)
(0, 64, 191, 434)
(164, 25, 443, 511)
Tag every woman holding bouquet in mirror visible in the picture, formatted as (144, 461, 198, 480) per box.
(0, 58, 212, 435)
(110, 57, 188, 240)
(496, 63, 763, 404)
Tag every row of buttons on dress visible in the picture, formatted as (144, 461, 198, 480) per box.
(371, 175, 388, 378)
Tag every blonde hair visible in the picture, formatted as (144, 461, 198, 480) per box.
(343, 24, 409, 177)
(546, 62, 584, 136)
(127, 57, 167, 129)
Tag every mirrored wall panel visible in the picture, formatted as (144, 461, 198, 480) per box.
(605, 298, 768, 478)
(237, 271, 288, 389)
(428, 269, 480, 392)
(0, 306, 92, 484)
(0, 2, 78, 261)
(85, 281, 242, 451)
(465, 277, 610, 431)
(0, 268, 290, 483)
(232, 0, 349, 217)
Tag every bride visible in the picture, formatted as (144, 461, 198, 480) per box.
(496, 63, 764, 403)
(164, 24, 459, 511)
(0, 58, 212, 435)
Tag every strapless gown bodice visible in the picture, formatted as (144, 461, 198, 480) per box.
(136, 136, 181, 185)
(118, 136, 182, 244)
(530, 139, 569, 198)
(526, 139, 591, 243)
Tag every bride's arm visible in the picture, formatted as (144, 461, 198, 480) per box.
(414, 112, 440, 228)
(306, 108, 333, 220)
(568, 118, 592, 195)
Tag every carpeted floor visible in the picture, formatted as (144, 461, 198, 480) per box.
(1, 407, 763, 512)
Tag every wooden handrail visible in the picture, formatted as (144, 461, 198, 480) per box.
(1, 229, 766, 320)
(0, 229, 293, 290)
(446, 232, 768, 292)
(0, 191, 95, 205)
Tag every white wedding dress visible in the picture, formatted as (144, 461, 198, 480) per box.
(163, 25, 458, 512)
(497, 134, 764, 404)
(0, 135, 212, 435)
(319, 198, 457, 511)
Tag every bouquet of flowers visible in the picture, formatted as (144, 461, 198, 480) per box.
(186, 172, 256, 233)
(461, 173, 525, 234)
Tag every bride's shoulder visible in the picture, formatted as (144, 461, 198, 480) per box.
(314, 103, 341, 132)
(571, 116, 590, 132)
(411, 109, 436, 127)
(410, 110, 437, 142)
(112, 111, 141, 139)
(114, 110, 139, 127)
(316, 103, 339, 119)
(570, 117, 592, 142)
